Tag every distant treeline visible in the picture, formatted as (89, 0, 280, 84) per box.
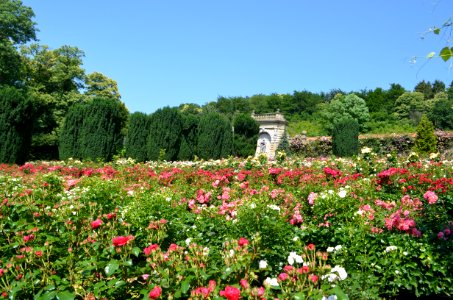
(1, 1, 453, 163)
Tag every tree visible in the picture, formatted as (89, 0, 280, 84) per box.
(125, 112, 150, 162)
(59, 98, 128, 161)
(21, 44, 86, 94)
(414, 80, 434, 99)
(429, 98, 453, 130)
(393, 92, 427, 124)
(58, 101, 86, 160)
(232, 113, 259, 157)
(332, 118, 359, 157)
(0, 0, 37, 85)
(147, 107, 183, 161)
(0, 0, 37, 44)
(321, 93, 370, 133)
(0, 85, 34, 164)
(197, 112, 232, 160)
(85, 72, 121, 101)
(413, 115, 437, 155)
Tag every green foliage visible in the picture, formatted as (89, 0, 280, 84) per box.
(429, 98, 453, 130)
(177, 110, 199, 161)
(125, 112, 150, 162)
(0, 0, 37, 44)
(321, 93, 370, 133)
(147, 107, 183, 161)
(332, 118, 359, 157)
(0, 85, 34, 164)
(79, 98, 128, 161)
(232, 113, 259, 157)
(0, 40, 24, 85)
(58, 102, 85, 160)
(85, 72, 121, 101)
(393, 92, 426, 123)
(413, 115, 437, 155)
(197, 112, 232, 159)
(59, 98, 128, 161)
(276, 130, 291, 156)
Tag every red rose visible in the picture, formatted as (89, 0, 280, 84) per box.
(91, 218, 103, 229)
(238, 237, 249, 247)
(220, 286, 241, 300)
(148, 285, 162, 299)
(112, 236, 133, 247)
(309, 274, 319, 283)
(307, 243, 315, 251)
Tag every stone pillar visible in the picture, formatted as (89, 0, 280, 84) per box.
(251, 111, 288, 159)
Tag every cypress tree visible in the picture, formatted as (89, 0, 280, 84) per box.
(79, 98, 128, 161)
(59, 102, 86, 160)
(125, 112, 150, 162)
(59, 98, 128, 161)
(178, 113, 199, 161)
(197, 112, 232, 159)
(332, 118, 359, 157)
(413, 115, 437, 154)
(147, 107, 183, 161)
(232, 113, 259, 157)
(0, 86, 34, 164)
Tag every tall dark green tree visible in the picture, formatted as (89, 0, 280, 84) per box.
(125, 112, 150, 162)
(197, 112, 232, 160)
(429, 98, 453, 130)
(232, 113, 259, 157)
(59, 98, 128, 161)
(0, 85, 34, 164)
(147, 107, 183, 161)
(178, 112, 199, 161)
(58, 101, 86, 160)
(332, 118, 359, 157)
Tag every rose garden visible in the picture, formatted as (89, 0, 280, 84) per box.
(0, 151, 451, 299)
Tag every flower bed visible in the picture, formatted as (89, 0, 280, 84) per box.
(0, 154, 452, 299)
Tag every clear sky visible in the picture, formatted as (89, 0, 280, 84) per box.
(22, 0, 452, 114)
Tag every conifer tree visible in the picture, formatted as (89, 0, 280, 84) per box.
(125, 112, 150, 162)
(332, 118, 359, 157)
(79, 98, 128, 161)
(413, 115, 437, 154)
(147, 107, 183, 161)
(0, 86, 34, 164)
(197, 112, 232, 159)
(58, 102, 86, 160)
(178, 113, 199, 161)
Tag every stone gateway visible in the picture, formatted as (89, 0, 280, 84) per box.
(251, 111, 288, 159)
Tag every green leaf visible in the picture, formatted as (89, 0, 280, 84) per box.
(331, 285, 349, 300)
(181, 277, 192, 293)
(105, 260, 120, 276)
(439, 46, 453, 62)
(56, 291, 75, 300)
(427, 51, 436, 59)
(433, 27, 441, 34)
(132, 246, 141, 257)
(293, 292, 306, 300)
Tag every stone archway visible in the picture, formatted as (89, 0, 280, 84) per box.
(252, 111, 288, 159)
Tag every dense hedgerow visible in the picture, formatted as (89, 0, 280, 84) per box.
(197, 112, 233, 159)
(125, 112, 150, 162)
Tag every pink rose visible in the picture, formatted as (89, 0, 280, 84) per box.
(148, 285, 162, 299)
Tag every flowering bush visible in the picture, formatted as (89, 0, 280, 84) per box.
(0, 155, 451, 299)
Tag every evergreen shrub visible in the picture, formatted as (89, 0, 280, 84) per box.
(147, 107, 182, 161)
(332, 118, 359, 157)
(413, 115, 437, 155)
(197, 112, 232, 160)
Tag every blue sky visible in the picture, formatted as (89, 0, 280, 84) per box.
(23, 0, 452, 114)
